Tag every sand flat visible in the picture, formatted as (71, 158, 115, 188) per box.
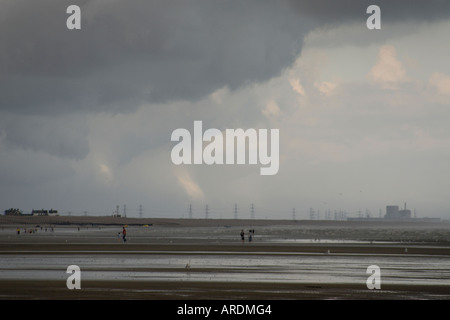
(1, 217, 450, 300)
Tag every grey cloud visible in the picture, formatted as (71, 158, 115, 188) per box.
(0, 140, 75, 187)
(295, 0, 450, 48)
(0, 0, 308, 115)
(290, 0, 450, 25)
(2, 113, 90, 159)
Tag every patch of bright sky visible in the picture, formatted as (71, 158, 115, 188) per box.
(303, 20, 450, 84)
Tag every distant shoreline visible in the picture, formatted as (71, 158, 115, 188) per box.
(0, 215, 299, 227)
(0, 214, 448, 228)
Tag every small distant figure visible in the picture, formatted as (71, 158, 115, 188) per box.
(248, 229, 255, 242)
(117, 232, 121, 242)
(240, 229, 245, 242)
(16, 228, 20, 235)
(122, 227, 127, 243)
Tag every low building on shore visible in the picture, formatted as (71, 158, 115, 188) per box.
(3, 208, 59, 216)
(4, 208, 23, 216)
(32, 209, 59, 216)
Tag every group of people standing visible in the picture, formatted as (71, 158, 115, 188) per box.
(240, 229, 255, 242)
(16, 226, 54, 235)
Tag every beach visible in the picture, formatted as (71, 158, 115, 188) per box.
(1, 216, 450, 300)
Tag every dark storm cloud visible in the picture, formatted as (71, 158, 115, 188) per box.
(1, 0, 449, 116)
(0, 0, 308, 115)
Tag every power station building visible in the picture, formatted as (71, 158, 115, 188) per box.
(32, 209, 59, 216)
(384, 203, 411, 220)
(348, 202, 440, 222)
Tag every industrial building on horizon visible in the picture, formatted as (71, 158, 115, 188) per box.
(348, 203, 441, 222)
(385, 203, 411, 220)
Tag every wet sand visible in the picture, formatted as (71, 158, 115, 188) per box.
(2, 278, 450, 300)
(1, 217, 450, 300)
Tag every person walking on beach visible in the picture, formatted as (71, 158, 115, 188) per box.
(122, 226, 127, 243)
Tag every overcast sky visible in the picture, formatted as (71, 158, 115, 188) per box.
(2, 0, 450, 219)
